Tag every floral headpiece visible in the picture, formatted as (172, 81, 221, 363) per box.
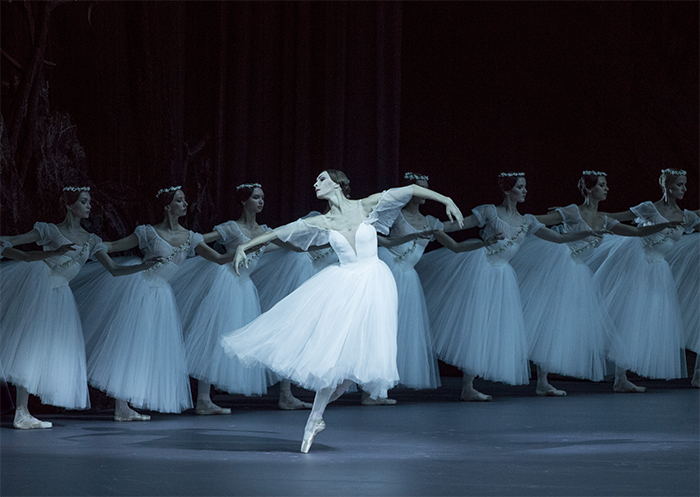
(62, 186, 90, 192)
(236, 183, 262, 191)
(404, 172, 429, 182)
(498, 172, 525, 178)
(156, 186, 182, 198)
(582, 170, 607, 177)
(660, 168, 686, 176)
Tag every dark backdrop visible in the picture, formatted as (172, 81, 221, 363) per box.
(1, 0, 697, 241)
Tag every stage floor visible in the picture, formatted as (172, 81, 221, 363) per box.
(1, 377, 698, 496)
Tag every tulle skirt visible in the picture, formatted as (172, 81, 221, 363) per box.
(666, 233, 699, 353)
(252, 250, 316, 312)
(594, 238, 686, 379)
(378, 248, 440, 389)
(221, 257, 399, 399)
(1, 261, 89, 409)
(417, 248, 530, 385)
(511, 237, 612, 381)
(171, 257, 268, 395)
(72, 259, 192, 413)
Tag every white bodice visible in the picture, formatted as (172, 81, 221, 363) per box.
(135, 225, 203, 286)
(557, 204, 619, 262)
(35, 222, 107, 288)
(472, 205, 543, 266)
(384, 212, 443, 271)
(215, 221, 271, 278)
(632, 201, 699, 262)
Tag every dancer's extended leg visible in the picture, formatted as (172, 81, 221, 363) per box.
(13, 386, 51, 429)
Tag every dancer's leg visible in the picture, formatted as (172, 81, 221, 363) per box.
(195, 380, 231, 415)
(13, 386, 52, 429)
(613, 365, 646, 393)
(691, 354, 699, 388)
(535, 365, 566, 397)
(278, 380, 312, 410)
(114, 398, 150, 422)
(460, 373, 492, 401)
(301, 387, 333, 453)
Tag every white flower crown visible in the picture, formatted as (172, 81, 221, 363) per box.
(498, 172, 525, 178)
(660, 168, 686, 176)
(582, 170, 607, 176)
(156, 186, 182, 198)
(404, 172, 429, 182)
(62, 186, 90, 192)
(236, 183, 262, 191)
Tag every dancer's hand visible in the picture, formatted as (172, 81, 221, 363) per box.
(483, 233, 504, 247)
(140, 256, 165, 270)
(54, 243, 78, 255)
(445, 199, 464, 228)
(233, 246, 248, 276)
(589, 230, 611, 239)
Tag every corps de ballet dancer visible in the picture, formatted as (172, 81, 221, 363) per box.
(72, 186, 240, 421)
(593, 169, 699, 388)
(171, 182, 311, 413)
(220, 170, 464, 453)
(511, 170, 679, 393)
(0, 186, 158, 429)
(418, 172, 606, 401)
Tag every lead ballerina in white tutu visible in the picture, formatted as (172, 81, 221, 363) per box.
(75, 186, 239, 420)
(0, 187, 158, 429)
(420, 172, 606, 400)
(172, 182, 311, 413)
(221, 170, 463, 453)
(594, 169, 699, 386)
(514, 171, 679, 394)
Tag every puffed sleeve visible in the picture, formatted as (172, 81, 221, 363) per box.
(188, 232, 204, 257)
(555, 204, 580, 224)
(471, 205, 495, 228)
(33, 222, 53, 246)
(426, 216, 444, 242)
(214, 221, 246, 247)
(88, 234, 108, 260)
(683, 210, 700, 233)
(366, 186, 414, 235)
(274, 219, 331, 250)
(630, 201, 657, 226)
(525, 214, 545, 235)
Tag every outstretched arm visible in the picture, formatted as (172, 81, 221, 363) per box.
(232, 230, 280, 275)
(105, 233, 139, 253)
(535, 210, 564, 226)
(1, 228, 41, 247)
(195, 241, 237, 265)
(362, 186, 465, 228)
(0, 242, 76, 262)
(377, 231, 435, 248)
(605, 210, 635, 222)
(202, 230, 222, 244)
(434, 230, 502, 253)
(534, 227, 607, 244)
(611, 221, 680, 237)
(94, 251, 162, 276)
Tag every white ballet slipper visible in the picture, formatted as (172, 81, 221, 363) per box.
(536, 385, 567, 397)
(300, 418, 326, 453)
(278, 396, 313, 410)
(361, 396, 397, 406)
(613, 380, 646, 393)
(13, 409, 52, 430)
(460, 388, 493, 402)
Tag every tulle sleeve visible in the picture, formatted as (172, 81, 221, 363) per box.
(630, 201, 657, 226)
(134, 225, 153, 253)
(427, 216, 444, 241)
(188, 232, 204, 257)
(683, 210, 700, 233)
(274, 219, 331, 250)
(555, 204, 580, 224)
(525, 214, 545, 235)
(471, 205, 495, 228)
(88, 234, 108, 260)
(366, 186, 414, 235)
(214, 221, 245, 247)
(33, 222, 54, 246)
(0, 240, 12, 258)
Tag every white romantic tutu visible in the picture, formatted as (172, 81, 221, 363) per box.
(666, 233, 699, 353)
(582, 235, 625, 273)
(222, 257, 399, 398)
(511, 237, 612, 381)
(378, 247, 440, 389)
(1, 260, 89, 409)
(170, 256, 268, 395)
(71, 258, 193, 413)
(595, 237, 686, 379)
(417, 248, 530, 385)
(252, 250, 316, 312)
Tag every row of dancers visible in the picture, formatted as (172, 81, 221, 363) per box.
(0, 168, 697, 453)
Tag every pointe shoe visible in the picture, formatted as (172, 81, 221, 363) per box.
(13, 410, 52, 430)
(114, 412, 151, 422)
(691, 371, 700, 388)
(361, 396, 397, 406)
(278, 397, 313, 410)
(300, 418, 326, 454)
(460, 389, 493, 402)
(195, 404, 232, 416)
(536, 385, 567, 397)
(613, 381, 646, 393)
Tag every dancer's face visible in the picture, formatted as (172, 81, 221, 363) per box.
(243, 187, 265, 214)
(507, 177, 527, 203)
(314, 171, 338, 200)
(167, 190, 188, 217)
(69, 192, 92, 219)
(666, 175, 687, 200)
(588, 176, 609, 202)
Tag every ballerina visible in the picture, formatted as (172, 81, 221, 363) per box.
(221, 169, 463, 453)
(0, 187, 158, 429)
(172, 182, 310, 414)
(514, 171, 679, 393)
(419, 172, 606, 401)
(73, 186, 238, 420)
(593, 169, 699, 388)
